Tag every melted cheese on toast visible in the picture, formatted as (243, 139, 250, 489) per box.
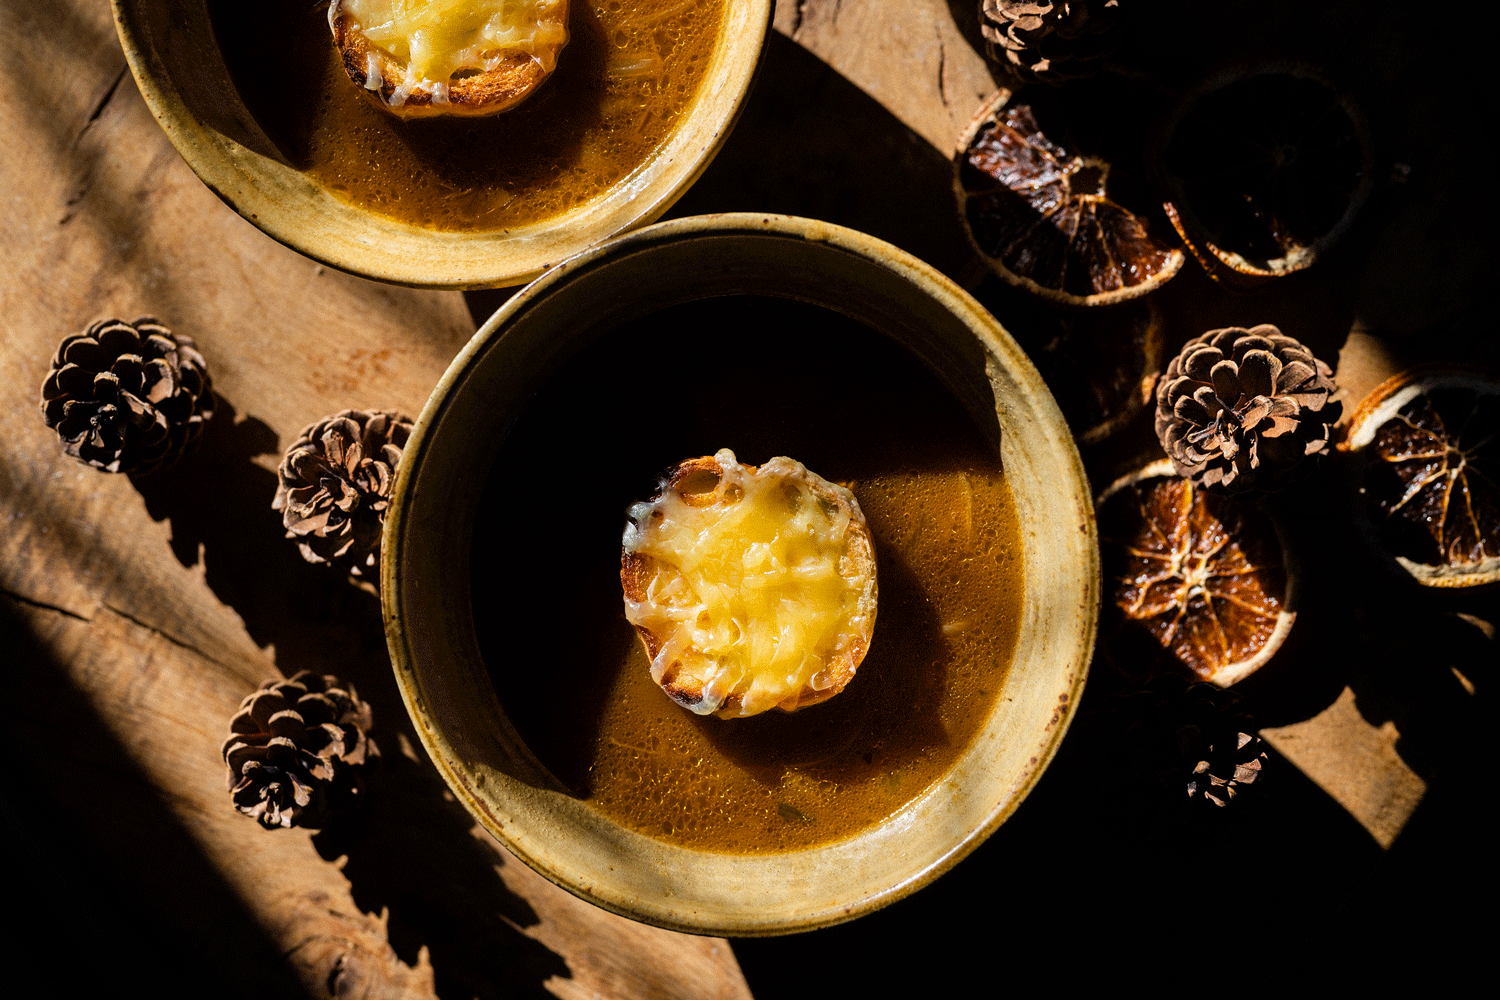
(622, 450, 877, 719)
(333, 0, 568, 115)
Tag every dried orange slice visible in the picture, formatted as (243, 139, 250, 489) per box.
(1342, 369, 1500, 588)
(1097, 460, 1297, 686)
(955, 88, 1184, 306)
(1152, 62, 1373, 289)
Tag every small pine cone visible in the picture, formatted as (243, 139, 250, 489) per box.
(1154, 324, 1341, 497)
(38, 317, 214, 474)
(978, 0, 1123, 84)
(273, 410, 412, 579)
(222, 671, 377, 830)
(1114, 674, 1267, 807)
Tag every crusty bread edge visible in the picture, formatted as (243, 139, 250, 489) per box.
(329, 2, 558, 119)
(620, 454, 879, 719)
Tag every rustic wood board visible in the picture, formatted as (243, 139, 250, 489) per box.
(2, 0, 1491, 994)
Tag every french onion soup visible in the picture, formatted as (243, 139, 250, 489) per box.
(473, 296, 1025, 853)
(209, 0, 726, 230)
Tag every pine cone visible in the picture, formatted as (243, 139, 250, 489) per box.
(38, 317, 214, 474)
(222, 671, 377, 830)
(273, 410, 412, 580)
(1112, 674, 1267, 807)
(1154, 324, 1340, 497)
(978, 0, 1123, 83)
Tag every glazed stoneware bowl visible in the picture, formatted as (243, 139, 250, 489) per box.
(382, 214, 1099, 935)
(111, 1, 771, 288)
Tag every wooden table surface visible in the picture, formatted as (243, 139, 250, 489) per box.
(2, 1, 1490, 995)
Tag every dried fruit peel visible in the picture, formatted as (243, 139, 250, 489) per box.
(1098, 461, 1296, 686)
(954, 92, 1183, 307)
(1152, 62, 1373, 288)
(1344, 370, 1500, 588)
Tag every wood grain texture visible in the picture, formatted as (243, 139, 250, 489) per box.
(775, 0, 1001, 153)
(0, 2, 749, 997)
(1261, 687, 1426, 849)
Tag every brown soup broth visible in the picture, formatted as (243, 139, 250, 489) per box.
(208, 1, 725, 231)
(472, 297, 1025, 853)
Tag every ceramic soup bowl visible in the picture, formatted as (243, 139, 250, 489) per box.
(383, 214, 1098, 934)
(112, 0, 771, 288)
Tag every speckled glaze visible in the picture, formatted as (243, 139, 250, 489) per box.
(382, 214, 1099, 935)
(110, 1, 771, 289)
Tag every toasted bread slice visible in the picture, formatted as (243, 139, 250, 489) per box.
(329, 0, 569, 119)
(621, 450, 878, 720)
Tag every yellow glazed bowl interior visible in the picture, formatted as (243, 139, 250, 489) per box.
(111, 1, 771, 289)
(382, 214, 1099, 935)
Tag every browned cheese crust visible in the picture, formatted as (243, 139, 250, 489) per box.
(620, 454, 878, 718)
(330, 4, 554, 119)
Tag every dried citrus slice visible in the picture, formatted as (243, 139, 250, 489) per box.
(1152, 62, 1373, 289)
(1343, 369, 1500, 588)
(1097, 460, 1297, 686)
(955, 88, 1184, 306)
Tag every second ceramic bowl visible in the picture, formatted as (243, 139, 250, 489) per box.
(112, 0, 771, 288)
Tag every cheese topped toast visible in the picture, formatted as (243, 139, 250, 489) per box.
(621, 450, 878, 720)
(329, 0, 569, 118)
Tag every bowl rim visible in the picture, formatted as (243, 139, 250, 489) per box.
(383, 212, 1100, 935)
(110, 0, 773, 290)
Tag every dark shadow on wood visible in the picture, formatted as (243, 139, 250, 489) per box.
(662, 30, 977, 285)
(127, 392, 573, 1000)
(1344, 590, 1495, 782)
(465, 285, 520, 330)
(0, 595, 316, 1000)
(313, 749, 572, 1000)
(466, 27, 985, 316)
(733, 680, 1386, 991)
